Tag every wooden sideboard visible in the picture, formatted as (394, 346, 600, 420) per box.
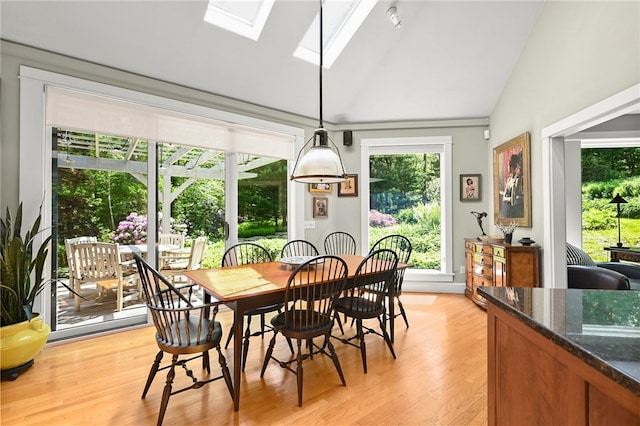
(465, 238, 540, 308)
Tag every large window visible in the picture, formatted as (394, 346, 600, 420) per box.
(360, 137, 453, 291)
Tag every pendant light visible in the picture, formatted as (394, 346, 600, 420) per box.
(290, 0, 347, 184)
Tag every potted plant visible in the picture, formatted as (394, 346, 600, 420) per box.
(1, 202, 54, 380)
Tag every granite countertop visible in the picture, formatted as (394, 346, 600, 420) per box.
(478, 286, 640, 396)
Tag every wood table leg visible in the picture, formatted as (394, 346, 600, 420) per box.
(232, 302, 243, 411)
(388, 284, 395, 343)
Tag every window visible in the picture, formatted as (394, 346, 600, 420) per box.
(360, 136, 454, 291)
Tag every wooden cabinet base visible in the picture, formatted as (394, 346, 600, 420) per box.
(486, 303, 640, 425)
(465, 238, 539, 308)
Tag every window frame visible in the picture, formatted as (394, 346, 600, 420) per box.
(360, 136, 455, 292)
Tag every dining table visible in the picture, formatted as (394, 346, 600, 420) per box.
(184, 253, 410, 411)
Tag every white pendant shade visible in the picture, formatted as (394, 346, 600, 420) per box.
(291, 146, 346, 183)
(291, 128, 347, 183)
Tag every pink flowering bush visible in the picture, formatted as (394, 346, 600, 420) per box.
(112, 212, 148, 245)
(369, 209, 397, 227)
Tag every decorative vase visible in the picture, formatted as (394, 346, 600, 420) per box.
(1, 315, 50, 380)
(504, 233, 513, 244)
(518, 237, 535, 246)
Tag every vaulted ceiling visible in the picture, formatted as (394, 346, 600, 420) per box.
(1, 0, 544, 124)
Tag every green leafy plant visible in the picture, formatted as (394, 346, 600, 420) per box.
(1, 203, 57, 326)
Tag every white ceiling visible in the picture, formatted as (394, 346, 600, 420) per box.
(1, 0, 544, 125)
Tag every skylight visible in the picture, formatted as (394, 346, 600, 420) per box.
(294, 0, 377, 69)
(204, 0, 275, 41)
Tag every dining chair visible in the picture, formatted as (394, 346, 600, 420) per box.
(158, 233, 186, 267)
(260, 255, 348, 407)
(280, 239, 319, 258)
(70, 241, 138, 312)
(159, 233, 185, 248)
(64, 236, 97, 299)
(324, 231, 357, 255)
(366, 234, 412, 336)
(133, 253, 233, 426)
(222, 242, 289, 372)
(332, 249, 398, 373)
(161, 236, 207, 284)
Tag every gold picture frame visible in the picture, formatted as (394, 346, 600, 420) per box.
(308, 183, 332, 193)
(493, 132, 531, 227)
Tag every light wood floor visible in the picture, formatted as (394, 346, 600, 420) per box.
(1, 293, 488, 426)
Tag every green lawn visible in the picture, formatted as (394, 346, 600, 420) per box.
(582, 218, 640, 262)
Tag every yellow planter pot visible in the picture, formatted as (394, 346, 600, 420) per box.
(1, 316, 51, 372)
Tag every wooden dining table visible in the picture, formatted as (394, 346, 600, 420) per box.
(184, 253, 410, 411)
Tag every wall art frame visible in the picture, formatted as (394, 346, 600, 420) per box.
(313, 197, 328, 218)
(337, 174, 358, 197)
(460, 174, 481, 201)
(308, 183, 332, 193)
(493, 131, 531, 227)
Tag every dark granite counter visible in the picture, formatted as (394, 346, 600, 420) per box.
(478, 286, 640, 396)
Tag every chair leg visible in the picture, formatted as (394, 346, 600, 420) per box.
(334, 312, 345, 335)
(224, 323, 234, 349)
(116, 279, 123, 312)
(216, 345, 234, 398)
(379, 315, 396, 359)
(296, 339, 304, 407)
(325, 335, 346, 386)
(356, 319, 368, 374)
(260, 313, 266, 338)
(202, 350, 210, 373)
(157, 354, 178, 426)
(142, 350, 163, 398)
(397, 297, 409, 328)
(260, 331, 278, 377)
(241, 316, 253, 372)
(74, 281, 82, 312)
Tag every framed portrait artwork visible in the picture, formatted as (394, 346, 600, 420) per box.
(338, 174, 358, 197)
(460, 174, 481, 201)
(313, 197, 328, 218)
(308, 183, 332, 193)
(493, 132, 531, 227)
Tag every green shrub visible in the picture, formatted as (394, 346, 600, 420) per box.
(623, 197, 640, 219)
(201, 237, 287, 269)
(369, 222, 440, 269)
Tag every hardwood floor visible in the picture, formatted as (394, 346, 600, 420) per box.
(0, 294, 488, 425)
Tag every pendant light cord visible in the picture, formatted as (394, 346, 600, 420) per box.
(318, 0, 323, 128)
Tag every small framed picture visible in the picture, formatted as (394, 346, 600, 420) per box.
(338, 174, 358, 197)
(309, 183, 332, 193)
(313, 197, 328, 218)
(460, 174, 481, 201)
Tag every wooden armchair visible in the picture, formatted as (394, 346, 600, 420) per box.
(260, 255, 348, 407)
(64, 236, 97, 299)
(280, 239, 319, 258)
(133, 253, 233, 425)
(70, 241, 139, 312)
(222, 242, 289, 371)
(366, 234, 412, 340)
(332, 248, 398, 373)
(161, 237, 207, 284)
(324, 231, 357, 255)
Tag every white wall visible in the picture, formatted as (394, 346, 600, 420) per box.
(488, 0, 640, 285)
